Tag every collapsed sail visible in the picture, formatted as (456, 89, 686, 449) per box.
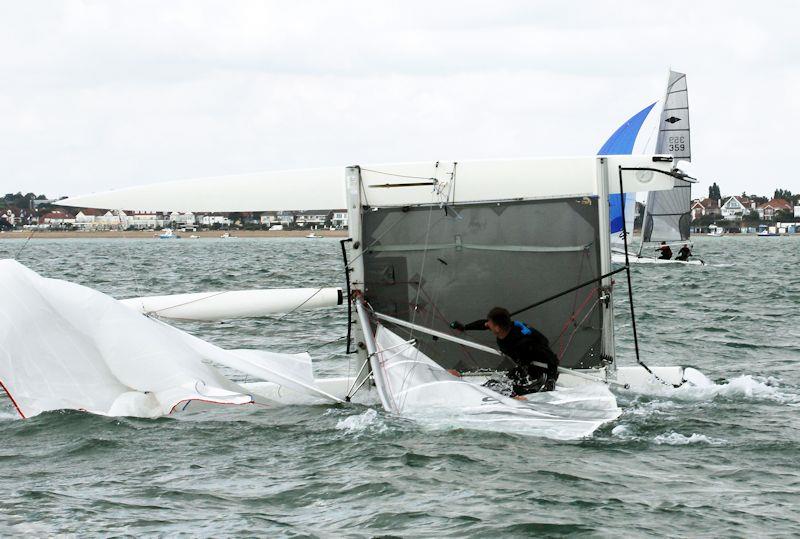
(0, 259, 336, 418)
(371, 325, 621, 439)
(641, 71, 693, 243)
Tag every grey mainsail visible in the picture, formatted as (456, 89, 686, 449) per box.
(641, 71, 692, 245)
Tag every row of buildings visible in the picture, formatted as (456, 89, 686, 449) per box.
(690, 196, 800, 222)
(2, 208, 349, 231)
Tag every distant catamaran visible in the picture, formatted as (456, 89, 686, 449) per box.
(601, 71, 702, 265)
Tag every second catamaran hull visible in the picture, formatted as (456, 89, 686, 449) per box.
(611, 253, 704, 266)
(202, 365, 712, 411)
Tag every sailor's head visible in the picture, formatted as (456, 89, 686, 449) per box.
(661, 241, 667, 245)
(684, 244, 688, 247)
(485, 307, 512, 338)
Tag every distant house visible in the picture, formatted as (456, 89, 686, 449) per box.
(720, 196, 755, 220)
(1, 209, 18, 226)
(757, 198, 793, 220)
(690, 198, 721, 221)
(40, 210, 75, 227)
(795, 205, 800, 218)
(73, 208, 105, 229)
(199, 214, 231, 227)
(168, 211, 196, 226)
(278, 211, 297, 226)
(260, 211, 280, 226)
(95, 210, 129, 229)
(331, 209, 348, 229)
(295, 210, 330, 228)
(127, 210, 166, 229)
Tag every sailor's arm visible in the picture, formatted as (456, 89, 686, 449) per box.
(449, 319, 487, 332)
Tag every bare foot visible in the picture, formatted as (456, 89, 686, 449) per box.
(513, 395, 527, 401)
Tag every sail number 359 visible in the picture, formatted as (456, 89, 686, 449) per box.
(668, 135, 686, 152)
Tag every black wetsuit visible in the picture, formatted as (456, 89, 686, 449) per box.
(657, 245, 673, 260)
(675, 246, 691, 261)
(463, 320, 559, 395)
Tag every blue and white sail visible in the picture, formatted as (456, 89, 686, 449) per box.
(598, 101, 661, 252)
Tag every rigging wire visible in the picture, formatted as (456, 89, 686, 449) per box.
(12, 228, 38, 260)
(618, 166, 682, 388)
(117, 209, 147, 300)
(359, 167, 438, 182)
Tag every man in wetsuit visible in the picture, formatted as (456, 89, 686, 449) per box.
(656, 241, 673, 260)
(450, 307, 559, 396)
(675, 244, 692, 261)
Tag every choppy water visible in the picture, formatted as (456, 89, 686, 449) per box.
(1, 236, 798, 537)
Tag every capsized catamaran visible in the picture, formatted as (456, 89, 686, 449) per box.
(601, 71, 702, 266)
(45, 154, 711, 438)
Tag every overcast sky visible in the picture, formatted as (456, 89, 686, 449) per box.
(1, 0, 798, 201)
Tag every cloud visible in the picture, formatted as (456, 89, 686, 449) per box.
(0, 0, 798, 199)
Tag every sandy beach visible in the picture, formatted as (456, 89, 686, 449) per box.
(0, 229, 348, 240)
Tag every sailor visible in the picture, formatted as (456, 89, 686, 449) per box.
(675, 244, 692, 261)
(450, 307, 559, 397)
(656, 241, 673, 260)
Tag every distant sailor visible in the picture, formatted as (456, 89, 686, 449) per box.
(450, 307, 559, 397)
(656, 241, 673, 260)
(675, 244, 692, 261)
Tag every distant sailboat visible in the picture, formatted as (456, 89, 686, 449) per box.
(601, 71, 703, 266)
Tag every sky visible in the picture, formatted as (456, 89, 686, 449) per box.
(1, 0, 798, 201)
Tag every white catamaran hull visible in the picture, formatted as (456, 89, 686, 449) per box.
(205, 365, 712, 412)
(611, 253, 704, 266)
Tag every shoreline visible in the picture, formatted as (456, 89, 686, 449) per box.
(0, 229, 348, 240)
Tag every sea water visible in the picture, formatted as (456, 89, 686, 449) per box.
(0, 235, 798, 536)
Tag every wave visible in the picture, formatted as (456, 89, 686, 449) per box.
(652, 431, 727, 446)
(627, 374, 800, 404)
(335, 408, 388, 435)
(611, 425, 727, 446)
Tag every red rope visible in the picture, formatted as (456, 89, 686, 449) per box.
(555, 287, 598, 359)
(0, 379, 26, 419)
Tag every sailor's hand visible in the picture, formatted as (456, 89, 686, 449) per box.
(449, 321, 465, 332)
(446, 369, 462, 378)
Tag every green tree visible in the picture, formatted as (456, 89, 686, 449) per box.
(743, 210, 761, 225)
(774, 189, 793, 203)
(708, 182, 721, 200)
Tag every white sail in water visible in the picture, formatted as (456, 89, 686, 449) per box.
(0, 260, 338, 419)
(373, 326, 621, 440)
(640, 71, 693, 244)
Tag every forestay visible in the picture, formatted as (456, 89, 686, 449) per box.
(373, 326, 621, 440)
